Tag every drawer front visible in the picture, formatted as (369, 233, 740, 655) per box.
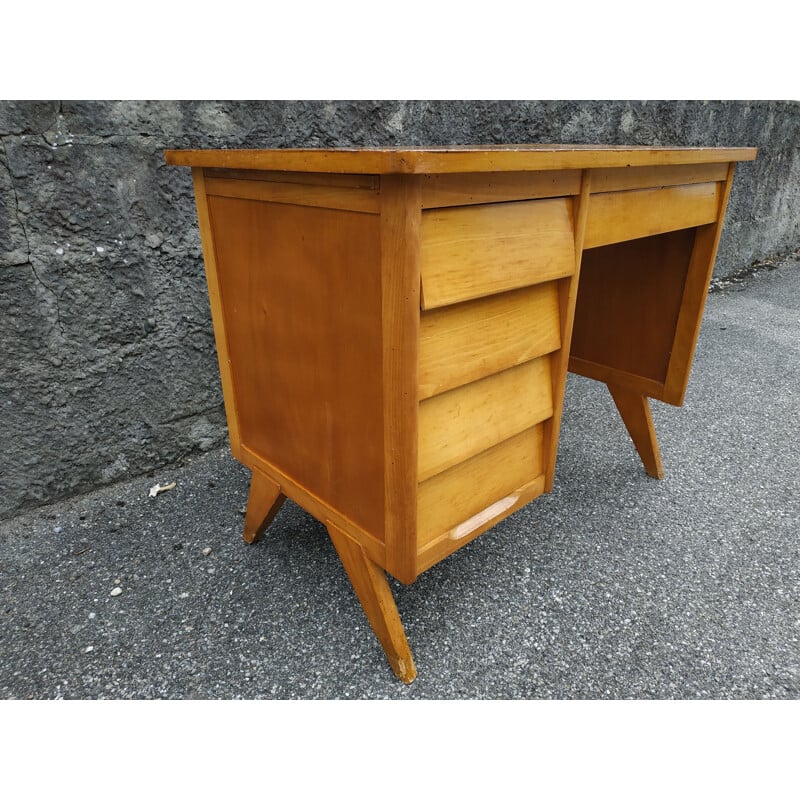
(419, 198, 575, 309)
(419, 282, 561, 400)
(418, 424, 545, 549)
(418, 356, 553, 483)
(584, 182, 720, 249)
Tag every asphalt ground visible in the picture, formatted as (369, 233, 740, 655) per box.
(2, 253, 799, 701)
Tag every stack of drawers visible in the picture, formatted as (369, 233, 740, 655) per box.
(416, 197, 576, 570)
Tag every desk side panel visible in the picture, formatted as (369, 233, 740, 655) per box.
(663, 164, 739, 404)
(204, 192, 386, 544)
(191, 169, 243, 459)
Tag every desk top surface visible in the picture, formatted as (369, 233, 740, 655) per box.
(165, 144, 757, 174)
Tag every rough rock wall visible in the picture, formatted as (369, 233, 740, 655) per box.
(1, 100, 798, 519)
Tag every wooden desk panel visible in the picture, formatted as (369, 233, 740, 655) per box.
(206, 194, 387, 541)
(571, 228, 697, 390)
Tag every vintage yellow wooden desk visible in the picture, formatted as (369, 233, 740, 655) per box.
(165, 145, 757, 683)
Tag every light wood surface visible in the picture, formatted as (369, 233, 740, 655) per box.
(327, 521, 416, 683)
(172, 146, 756, 682)
(379, 175, 422, 584)
(190, 168, 243, 459)
(206, 194, 386, 540)
(663, 164, 738, 405)
(239, 443, 387, 567)
(418, 424, 545, 552)
(203, 175, 380, 213)
(584, 182, 721, 249)
(567, 358, 667, 401)
(570, 228, 697, 394)
(588, 163, 728, 193)
(420, 198, 574, 309)
(418, 357, 553, 482)
(543, 169, 592, 492)
(608, 385, 665, 479)
(416, 476, 545, 574)
(418, 282, 560, 400)
(243, 470, 286, 544)
(420, 169, 581, 208)
(203, 168, 379, 189)
(166, 145, 756, 174)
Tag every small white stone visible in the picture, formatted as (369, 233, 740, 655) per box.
(110, 587, 122, 597)
(149, 481, 176, 498)
(202, 547, 212, 557)
(55, 247, 64, 255)
(85, 646, 94, 653)
(96, 246, 105, 253)
(88, 612, 96, 620)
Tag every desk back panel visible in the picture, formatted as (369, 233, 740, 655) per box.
(571, 228, 696, 388)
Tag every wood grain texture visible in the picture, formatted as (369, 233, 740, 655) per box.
(204, 175, 379, 214)
(203, 168, 379, 189)
(584, 182, 720, 248)
(570, 228, 697, 392)
(543, 169, 592, 492)
(416, 476, 545, 574)
(206, 195, 386, 541)
(243, 470, 285, 544)
(239, 443, 386, 567)
(418, 357, 553, 482)
(608, 385, 665, 479)
(567, 358, 667, 400)
(191, 168, 243, 460)
(327, 521, 416, 683)
(417, 424, 545, 551)
(589, 163, 728, 193)
(420, 170, 581, 208)
(171, 148, 759, 684)
(166, 146, 757, 174)
(420, 198, 575, 309)
(418, 283, 561, 400)
(663, 164, 738, 405)
(379, 175, 422, 584)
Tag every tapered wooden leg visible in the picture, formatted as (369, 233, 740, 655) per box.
(243, 470, 286, 544)
(608, 384, 665, 479)
(326, 522, 417, 684)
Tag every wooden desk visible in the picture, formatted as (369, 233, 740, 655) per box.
(165, 145, 757, 683)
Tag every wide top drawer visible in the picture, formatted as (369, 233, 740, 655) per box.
(419, 198, 575, 310)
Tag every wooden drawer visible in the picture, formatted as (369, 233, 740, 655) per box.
(418, 356, 553, 482)
(418, 424, 545, 550)
(584, 182, 721, 248)
(419, 198, 575, 309)
(419, 282, 561, 400)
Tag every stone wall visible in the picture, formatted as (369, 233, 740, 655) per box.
(1, 100, 798, 519)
